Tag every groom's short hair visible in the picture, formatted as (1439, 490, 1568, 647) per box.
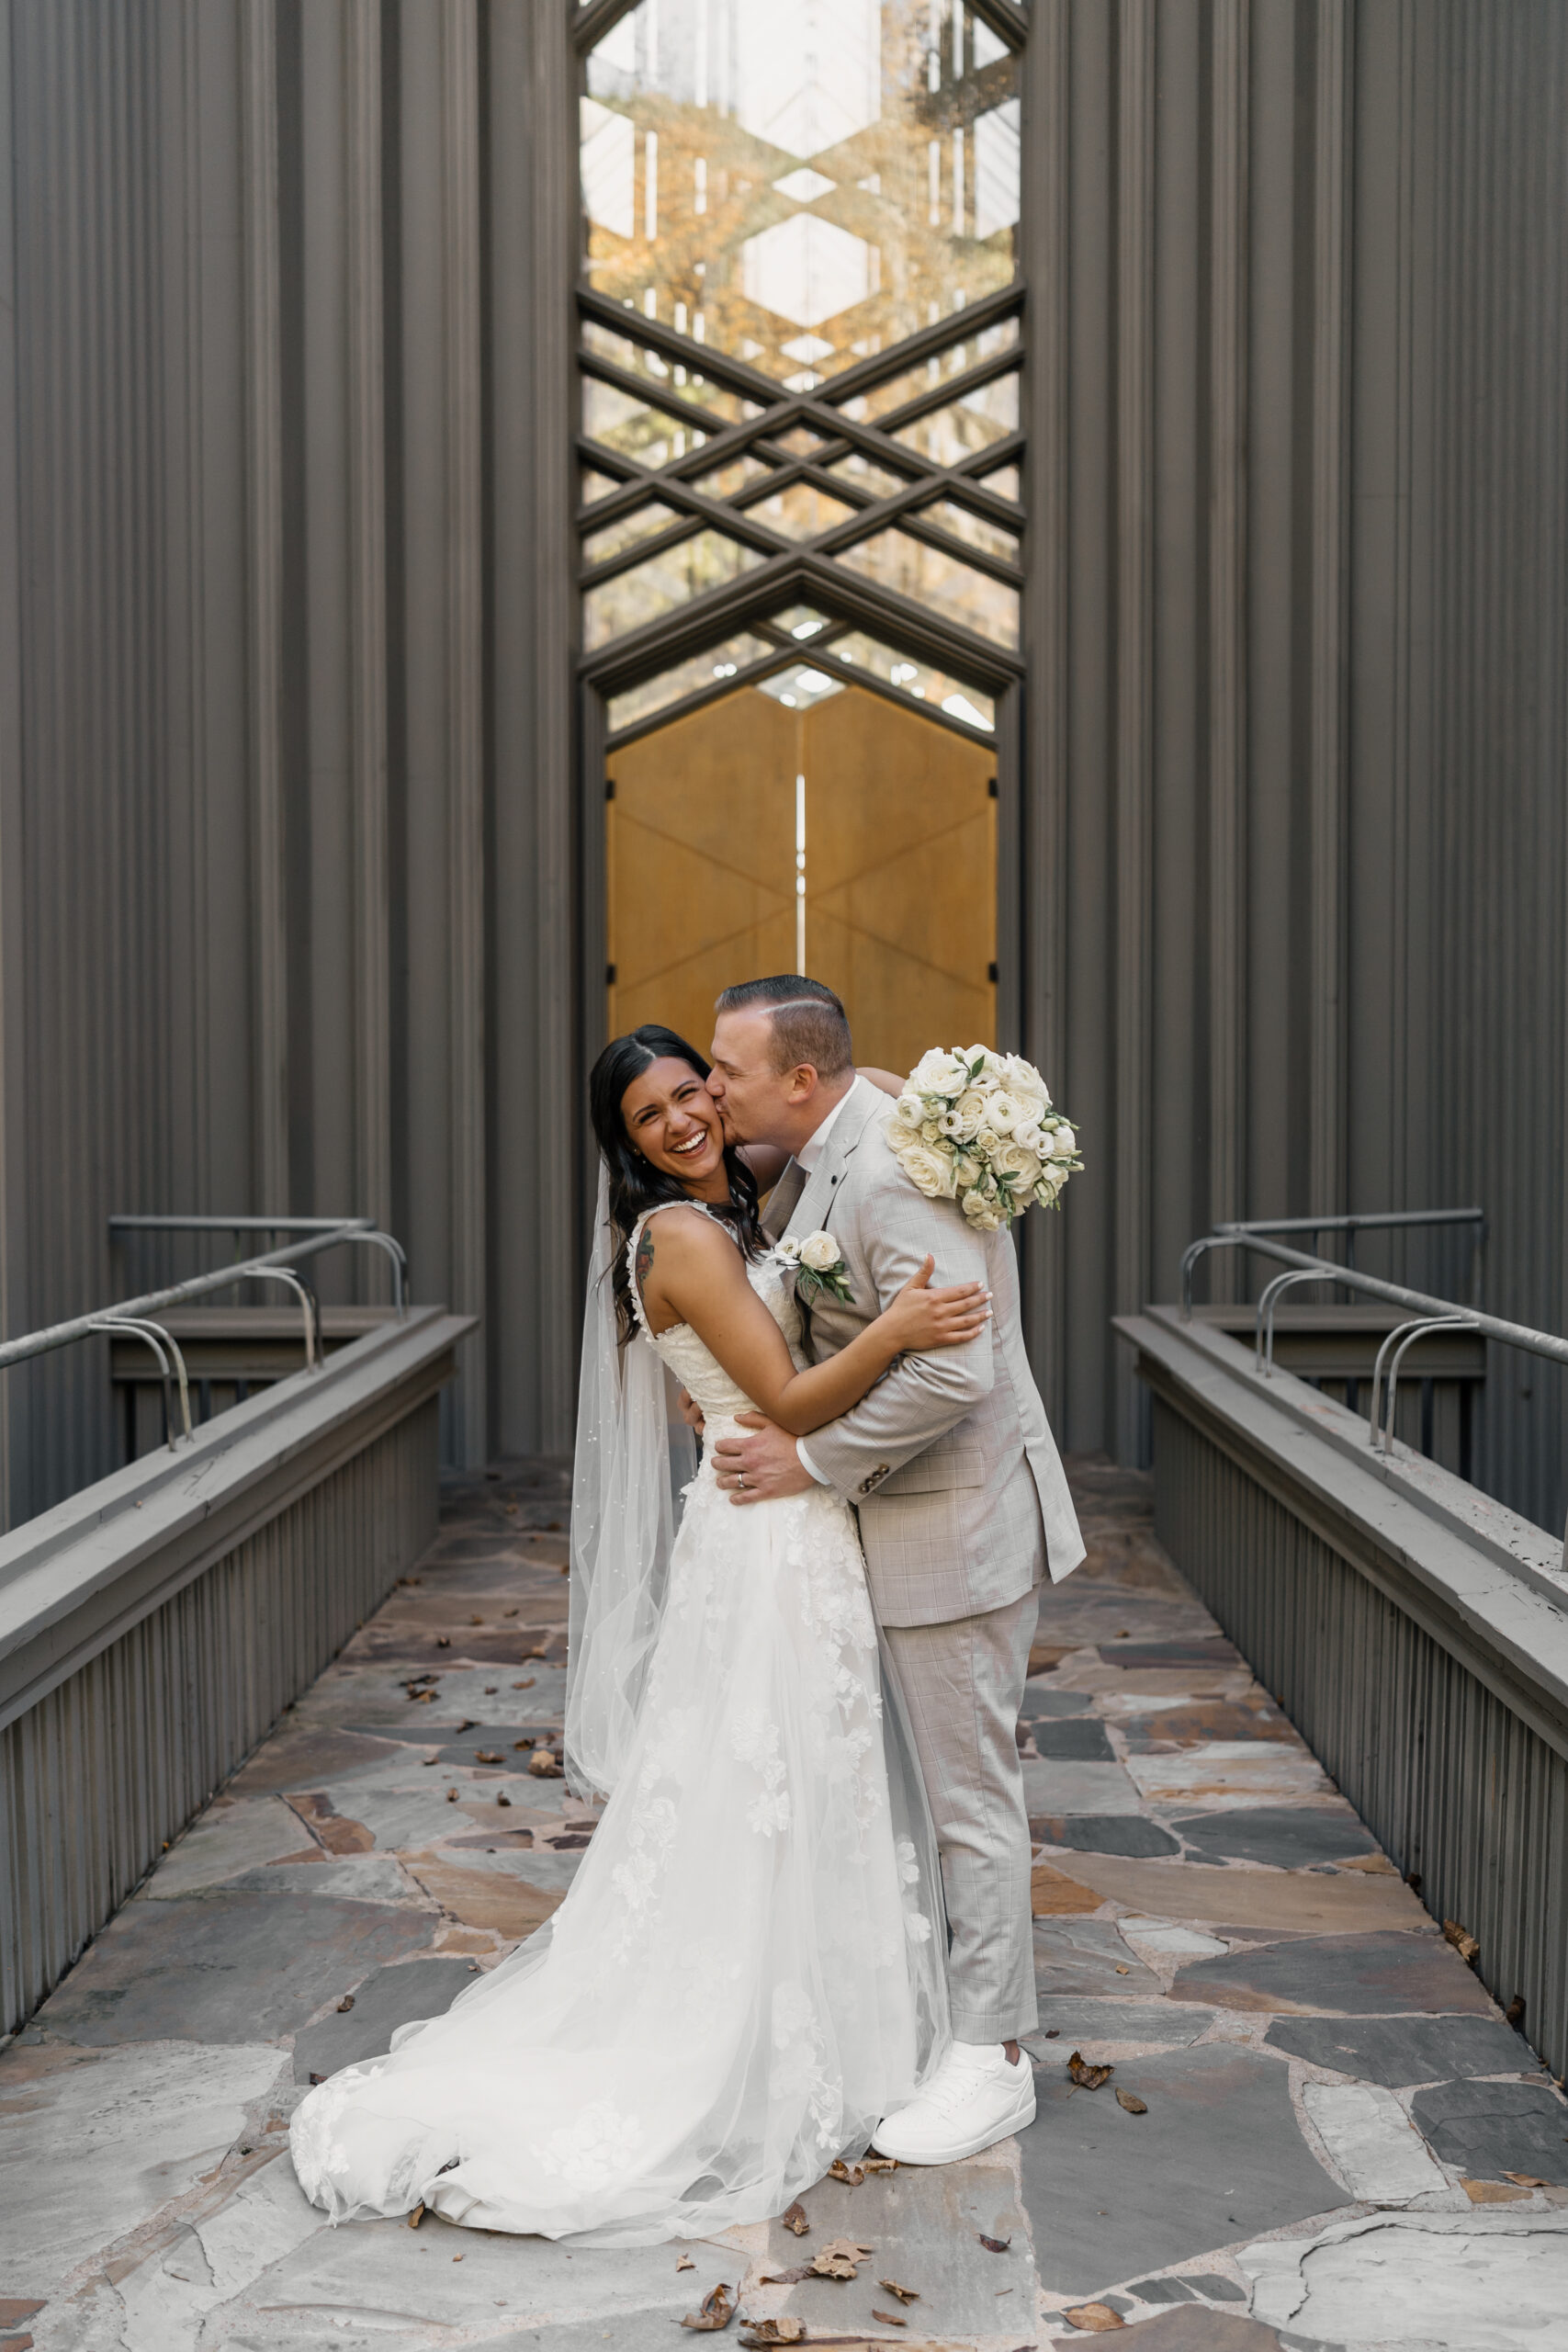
(716, 975, 853, 1079)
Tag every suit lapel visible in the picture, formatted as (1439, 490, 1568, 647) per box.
(787, 1077, 882, 1242)
(761, 1159, 806, 1239)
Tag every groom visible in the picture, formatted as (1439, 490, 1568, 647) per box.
(704, 974, 1085, 2165)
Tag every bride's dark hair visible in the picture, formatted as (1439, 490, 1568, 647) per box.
(589, 1024, 764, 1345)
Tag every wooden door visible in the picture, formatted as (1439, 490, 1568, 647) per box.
(606, 681, 996, 1077)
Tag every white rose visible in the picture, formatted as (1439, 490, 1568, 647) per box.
(953, 1154, 981, 1191)
(987, 1090, 1023, 1135)
(1000, 1053, 1050, 1106)
(992, 1141, 1043, 1189)
(798, 1230, 842, 1272)
(897, 1142, 956, 1198)
(894, 1091, 924, 1127)
(963, 1045, 991, 1069)
(1012, 1119, 1046, 1153)
(919, 1119, 944, 1145)
(1049, 1124, 1077, 1159)
(1035, 1168, 1064, 1203)
(773, 1235, 803, 1262)
(954, 1087, 988, 1129)
(963, 1192, 1005, 1230)
(975, 1126, 1001, 1157)
(913, 1048, 965, 1094)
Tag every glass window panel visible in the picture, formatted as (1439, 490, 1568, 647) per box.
(891, 369, 1019, 467)
(582, 500, 683, 566)
(926, 498, 1019, 563)
(754, 662, 848, 709)
(824, 451, 907, 502)
(692, 452, 776, 497)
(972, 459, 1021, 503)
(582, 375, 709, 469)
(739, 482, 856, 541)
(833, 318, 1020, 424)
(607, 633, 775, 733)
(833, 528, 1019, 648)
(581, 466, 625, 506)
(581, 317, 761, 426)
(584, 528, 764, 650)
(771, 424, 829, 458)
(583, 1, 1021, 386)
(826, 633, 996, 731)
(768, 603, 833, 640)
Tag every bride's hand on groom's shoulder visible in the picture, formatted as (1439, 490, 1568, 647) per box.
(710, 1413, 814, 1505)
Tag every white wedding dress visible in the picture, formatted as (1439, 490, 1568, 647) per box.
(289, 1205, 948, 2245)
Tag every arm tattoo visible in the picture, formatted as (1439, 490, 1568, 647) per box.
(635, 1223, 655, 1301)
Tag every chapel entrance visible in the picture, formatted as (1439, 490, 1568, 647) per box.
(604, 677, 996, 1076)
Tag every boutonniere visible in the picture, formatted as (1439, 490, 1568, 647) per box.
(775, 1230, 854, 1306)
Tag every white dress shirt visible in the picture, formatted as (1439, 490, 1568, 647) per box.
(789, 1080, 860, 1486)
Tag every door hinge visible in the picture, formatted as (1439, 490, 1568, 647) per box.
(605, 962, 617, 986)
(605, 776, 616, 800)
(987, 960, 999, 985)
(987, 775, 998, 798)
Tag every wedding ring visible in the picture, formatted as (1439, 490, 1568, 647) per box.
(737, 1472, 746, 1489)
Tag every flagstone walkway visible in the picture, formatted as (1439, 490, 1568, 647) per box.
(4, 1459, 1567, 2352)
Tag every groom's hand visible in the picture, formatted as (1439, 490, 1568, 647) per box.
(711, 1413, 814, 1505)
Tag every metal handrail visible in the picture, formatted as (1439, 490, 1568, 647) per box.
(1370, 1315, 1480, 1455)
(1255, 1270, 1347, 1374)
(1182, 1208, 1487, 1317)
(87, 1318, 191, 1451)
(0, 1223, 403, 1376)
(234, 1271, 319, 1371)
(108, 1215, 409, 1316)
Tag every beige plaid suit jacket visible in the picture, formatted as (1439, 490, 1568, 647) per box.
(771, 1077, 1085, 1627)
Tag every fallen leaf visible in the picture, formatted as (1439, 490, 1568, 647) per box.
(872, 2313, 907, 2329)
(1067, 2051, 1114, 2092)
(335, 1994, 355, 2013)
(1065, 2303, 1124, 2332)
(828, 2158, 864, 2186)
(1114, 2089, 1147, 2115)
(496, 1793, 512, 1807)
(452, 2253, 463, 2262)
(309, 2072, 326, 2086)
(446, 1787, 458, 1803)
(977, 2233, 1011, 2254)
(435, 1636, 451, 1649)
(782, 2199, 810, 2236)
(503, 1607, 519, 1617)
(528, 1749, 563, 1779)
(407, 2201, 425, 2229)
(739, 2323, 806, 2346)
(474, 1750, 504, 1764)
(757, 2267, 812, 2286)
(862, 2155, 897, 2174)
(483, 1687, 497, 1695)
(1443, 1917, 1481, 1967)
(513, 1678, 536, 1690)
(680, 2281, 734, 2332)
(1463, 2177, 1531, 2204)
(514, 1736, 535, 1749)
(878, 2279, 919, 2303)
(1113, 1964, 1131, 1975)
(1503, 2171, 1551, 2188)
(1043, 2028, 1060, 2040)
(470, 1614, 484, 1625)
(676, 2256, 696, 2272)
(454, 1720, 476, 1735)
(810, 2237, 875, 2281)
(1506, 1995, 1527, 2026)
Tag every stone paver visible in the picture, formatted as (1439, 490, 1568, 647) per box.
(5, 1453, 1565, 2350)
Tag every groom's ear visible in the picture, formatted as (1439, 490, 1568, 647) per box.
(784, 1064, 819, 1104)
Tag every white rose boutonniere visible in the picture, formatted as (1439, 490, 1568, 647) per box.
(791, 1229, 854, 1306)
(882, 1046, 1084, 1227)
(773, 1234, 803, 1264)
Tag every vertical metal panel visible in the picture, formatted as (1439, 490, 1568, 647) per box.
(0, 1395, 439, 2034)
(1153, 1393, 1568, 2080)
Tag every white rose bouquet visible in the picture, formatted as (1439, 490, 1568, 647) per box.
(885, 1046, 1082, 1232)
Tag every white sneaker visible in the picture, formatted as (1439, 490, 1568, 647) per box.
(871, 2041, 1036, 2165)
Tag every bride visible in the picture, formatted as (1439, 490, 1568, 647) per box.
(289, 1023, 987, 2245)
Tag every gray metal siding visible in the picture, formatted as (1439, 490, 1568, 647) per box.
(0, 1392, 438, 2034)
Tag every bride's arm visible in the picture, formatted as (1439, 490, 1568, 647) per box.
(639, 1209, 989, 1437)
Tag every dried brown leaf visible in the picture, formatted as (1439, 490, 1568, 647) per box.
(1443, 1917, 1481, 1967)
(496, 1793, 512, 1807)
(781, 2199, 810, 2236)
(1065, 2302, 1125, 2332)
(680, 2282, 734, 2332)
(809, 2236, 874, 2281)
(739, 2322, 806, 2346)
(446, 1787, 458, 1803)
(408, 2203, 424, 2229)
(676, 2256, 696, 2271)
(469, 1614, 484, 1625)
(877, 2279, 919, 2303)
(1114, 2089, 1147, 2115)
(513, 1678, 536, 1690)
(335, 1994, 355, 2013)
(1066, 2051, 1113, 2092)
(757, 2267, 812, 2286)
(1503, 2170, 1551, 2188)
(309, 2072, 326, 2086)
(861, 2155, 897, 2174)
(528, 1749, 563, 1778)
(474, 1750, 503, 1764)
(1113, 1964, 1131, 1975)
(871, 2313, 907, 2329)
(976, 2233, 1011, 2254)
(435, 1636, 451, 1649)
(1506, 1996, 1527, 2026)
(828, 2158, 863, 2186)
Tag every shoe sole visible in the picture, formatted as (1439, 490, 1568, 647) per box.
(870, 2088, 1036, 2166)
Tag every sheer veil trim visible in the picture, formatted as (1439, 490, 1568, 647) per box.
(565, 1164, 699, 1798)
